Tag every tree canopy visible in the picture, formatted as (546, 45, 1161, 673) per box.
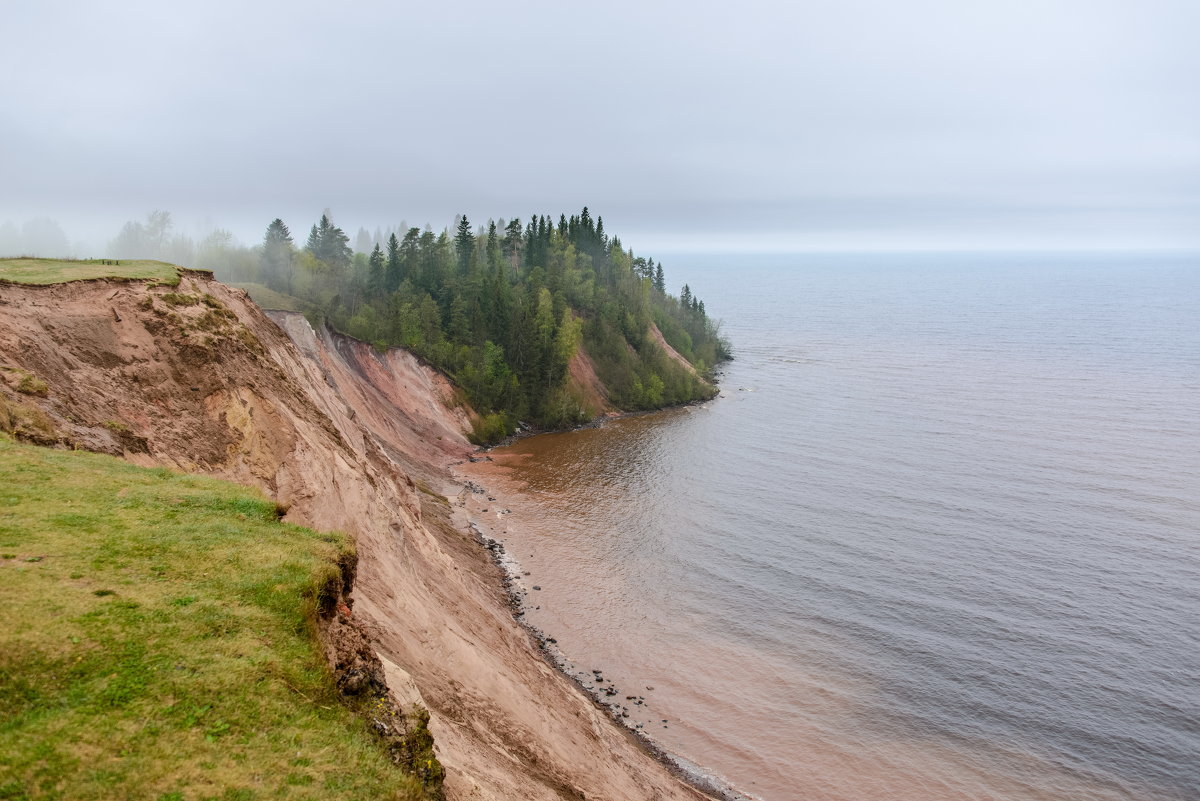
(112, 207, 731, 443)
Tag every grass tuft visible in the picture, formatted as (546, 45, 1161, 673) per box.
(0, 394, 60, 445)
(15, 374, 48, 397)
(159, 292, 200, 308)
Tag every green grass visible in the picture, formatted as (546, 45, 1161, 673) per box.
(230, 284, 311, 314)
(0, 434, 425, 801)
(0, 258, 181, 286)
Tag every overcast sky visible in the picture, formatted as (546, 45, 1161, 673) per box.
(2, 0, 1197, 253)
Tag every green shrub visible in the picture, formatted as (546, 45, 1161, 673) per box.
(468, 412, 511, 445)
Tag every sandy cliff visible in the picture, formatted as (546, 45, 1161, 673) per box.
(0, 272, 712, 801)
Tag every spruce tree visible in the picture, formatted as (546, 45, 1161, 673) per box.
(455, 214, 474, 274)
(306, 213, 351, 271)
(385, 232, 402, 291)
(368, 243, 385, 295)
(400, 228, 421, 287)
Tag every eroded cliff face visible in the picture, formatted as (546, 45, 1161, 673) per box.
(0, 273, 712, 801)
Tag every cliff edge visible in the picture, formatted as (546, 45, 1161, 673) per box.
(0, 269, 713, 801)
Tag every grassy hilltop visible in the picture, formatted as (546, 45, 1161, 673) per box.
(0, 258, 182, 286)
(0, 435, 429, 801)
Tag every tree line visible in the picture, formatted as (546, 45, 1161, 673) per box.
(106, 208, 731, 443)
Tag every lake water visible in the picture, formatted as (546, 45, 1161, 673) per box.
(463, 252, 1200, 801)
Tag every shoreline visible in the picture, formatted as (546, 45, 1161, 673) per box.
(481, 364, 728, 450)
(449, 422, 755, 801)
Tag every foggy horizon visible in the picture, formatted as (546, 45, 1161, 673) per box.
(3, 0, 1197, 257)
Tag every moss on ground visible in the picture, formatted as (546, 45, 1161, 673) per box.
(0, 434, 427, 801)
(0, 258, 180, 286)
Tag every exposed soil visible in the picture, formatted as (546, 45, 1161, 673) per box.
(566, 347, 615, 417)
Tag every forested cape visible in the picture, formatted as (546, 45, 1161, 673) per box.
(237, 209, 728, 442)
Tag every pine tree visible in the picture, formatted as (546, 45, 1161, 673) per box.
(654, 261, 665, 293)
(632, 257, 648, 280)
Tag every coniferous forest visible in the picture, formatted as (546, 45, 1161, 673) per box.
(219, 209, 729, 442)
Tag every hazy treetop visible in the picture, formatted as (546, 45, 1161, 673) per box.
(2, 0, 1197, 252)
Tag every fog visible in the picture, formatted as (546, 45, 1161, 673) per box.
(2, 0, 1197, 256)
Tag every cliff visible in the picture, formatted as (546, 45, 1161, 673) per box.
(0, 269, 713, 801)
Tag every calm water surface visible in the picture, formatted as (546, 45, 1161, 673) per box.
(467, 253, 1200, 801)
